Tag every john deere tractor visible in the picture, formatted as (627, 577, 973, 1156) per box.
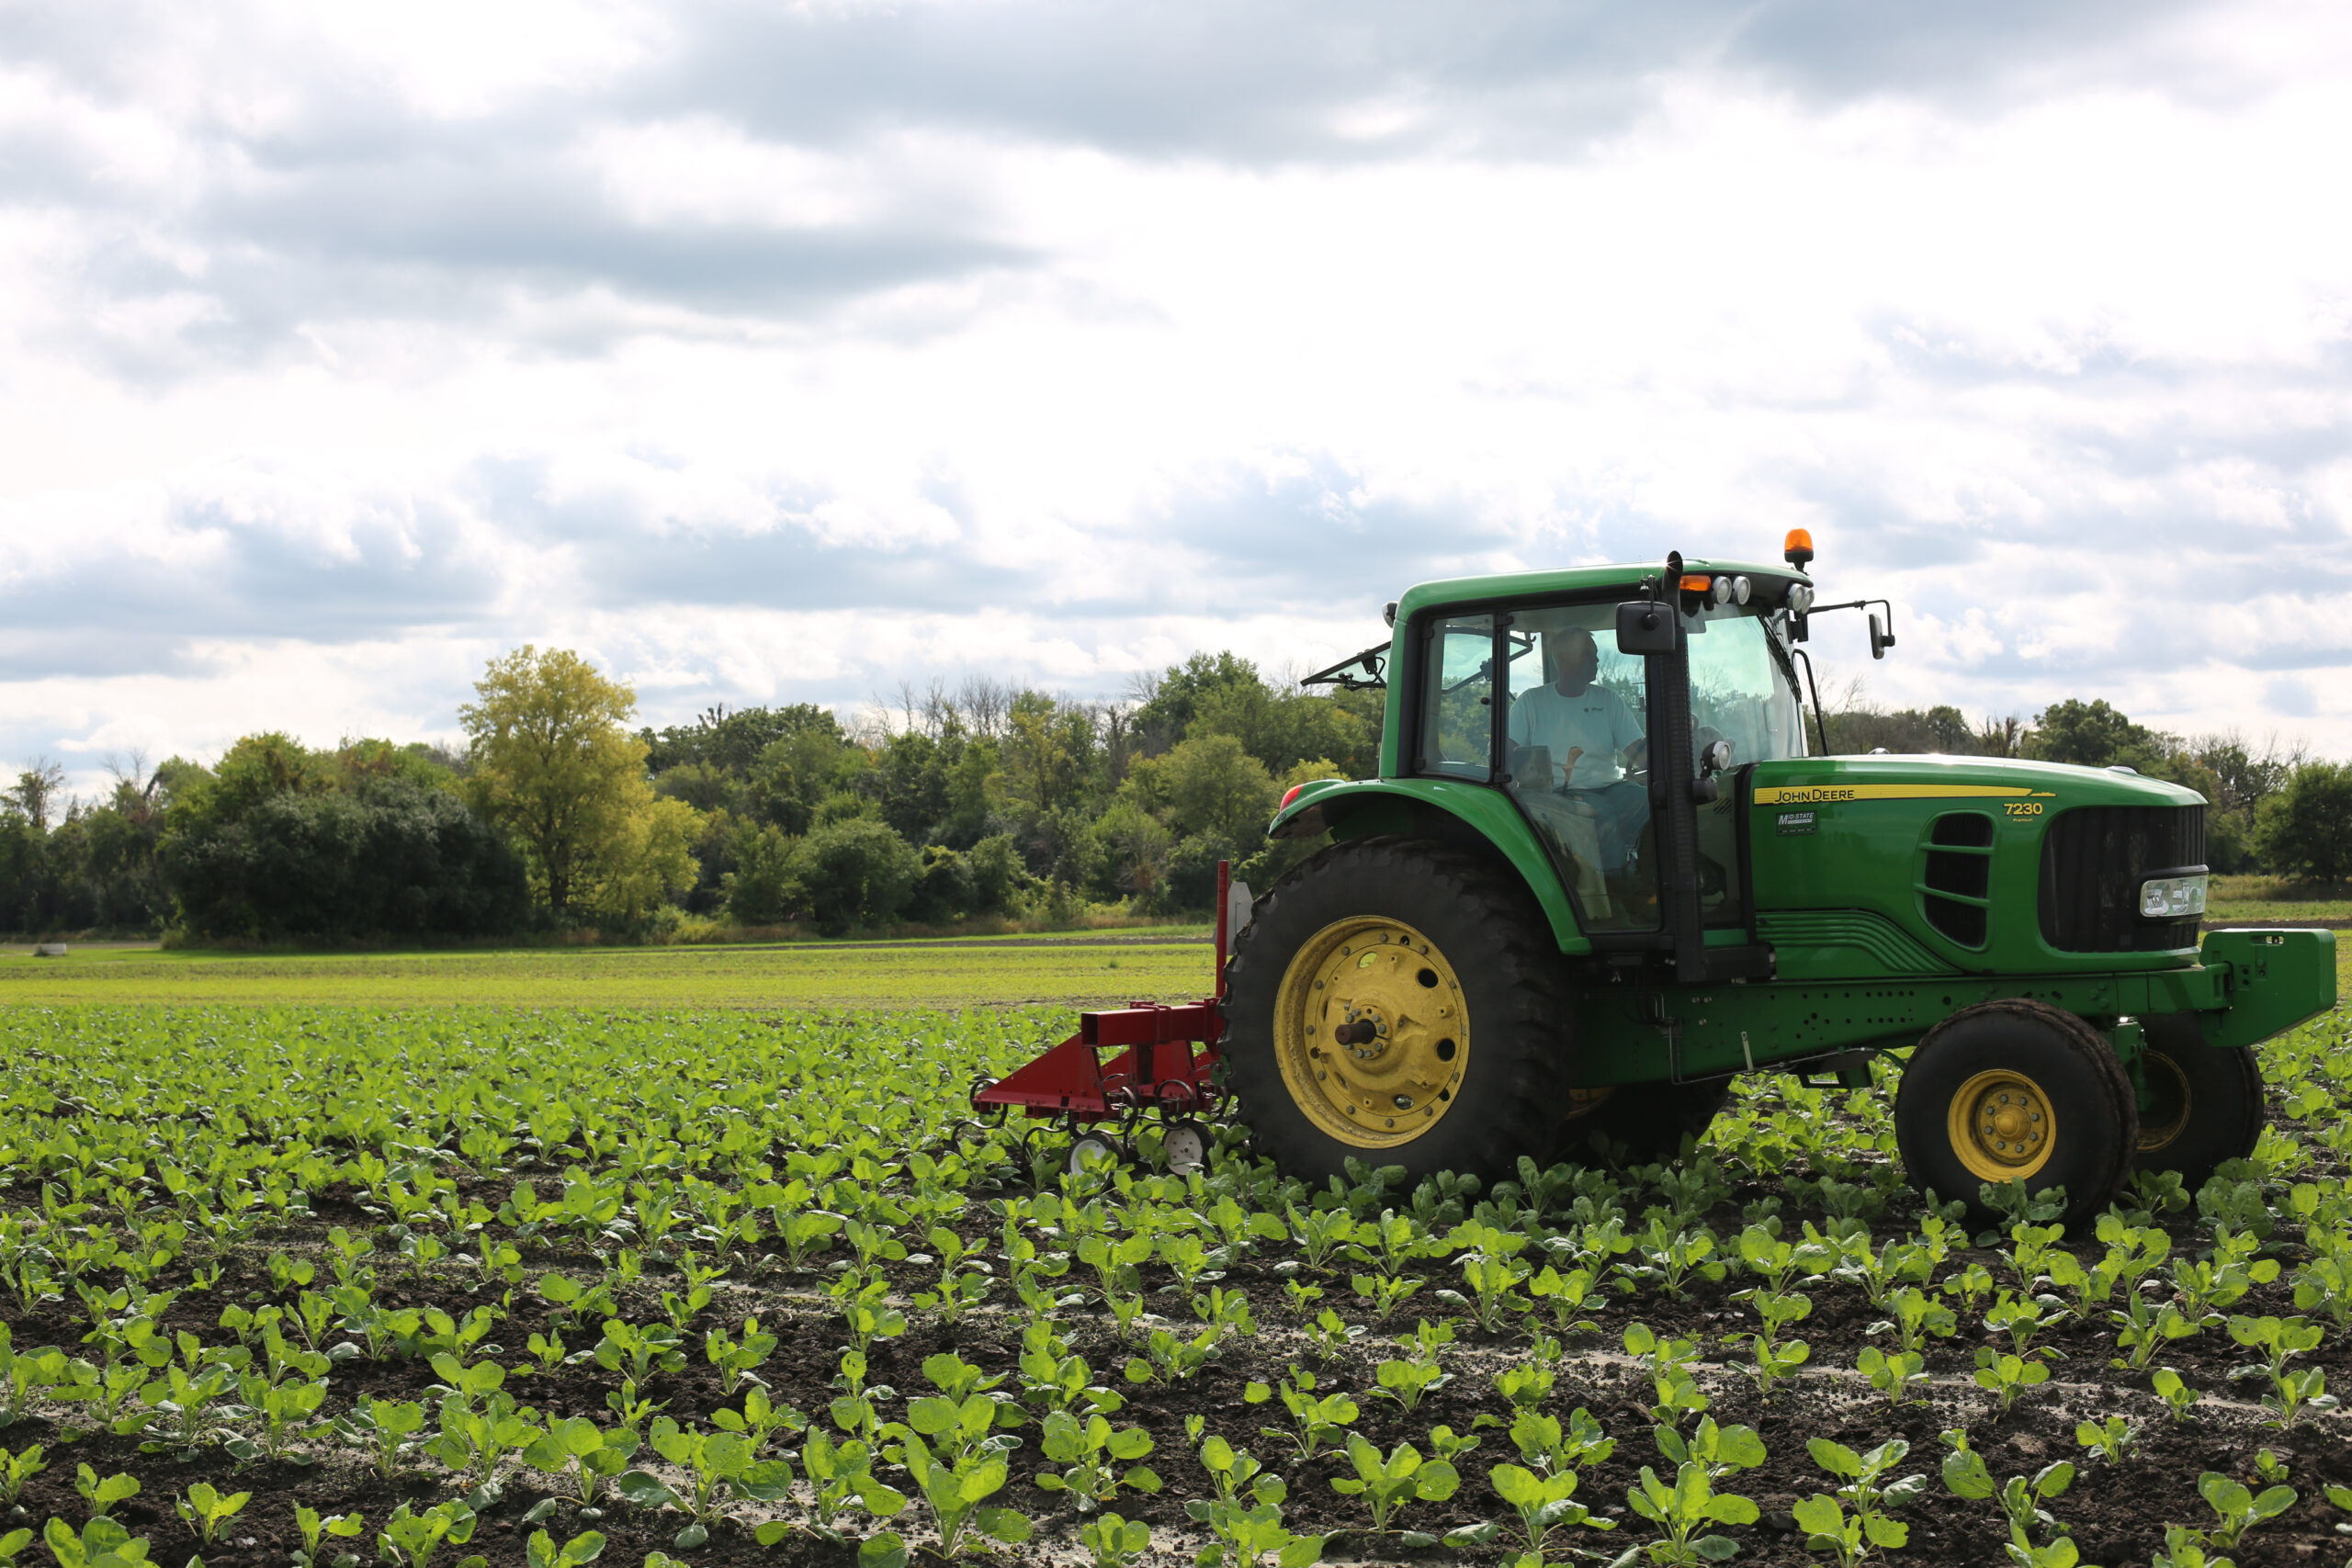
(1226, 536, 2336, 1224)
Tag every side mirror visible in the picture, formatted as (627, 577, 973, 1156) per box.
(1616, 600, 1677, 655)
(1868, 612, 1896, 660)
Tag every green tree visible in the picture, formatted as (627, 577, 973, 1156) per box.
(794, 818, 923, 933)
(460, 647, 700, 918)
(996, 694, 1095, 815)
(1159, 734, 1278, 842)
(2253, 762, 2352, 886)
(966, 833, 1028, 913)
(2024, 699, 2157, 768)
(1192, 683, 1373, 779)
(160, 735, 526, 939)
(641, 703, 841, 773)
(1133, 651, 1263, 751)
(722, 826, 797, 925)
(6, 761, 66, 832)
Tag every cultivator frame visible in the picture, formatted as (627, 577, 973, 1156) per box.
(969, 863, 1234, 1158)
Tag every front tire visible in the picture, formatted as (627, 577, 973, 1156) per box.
(1224, 838, 1573, 1189)
(2131, 1015, 2264, 1191)
(1894, 999, 2138, 1230)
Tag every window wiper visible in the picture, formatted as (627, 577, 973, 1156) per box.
(1300, 641, 1391, 691)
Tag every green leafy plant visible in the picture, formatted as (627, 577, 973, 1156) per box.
(1328, 1431, 1461, 1540)
(1510, 1407, 1614, 1477)
(2072, 1415, 2135, 1466)
(703, 1316, 776, 1394)
(2152, 1367, 2203, 1424)
(1623, 1460, 1760, 1565)
(1487, 1460, 1614, 1566)
(615, 1416, 795, 1535)
(1077, 1511, 1152, 1568)
(1034, 1409, 1160, 1512)
(522, 1529, 605, 1568)
(175, 1482, 251, 1545)
(1246, 1367, 1359, 1461)
(289, 1506, 364, 1568)
(40, 1517, 153, 1568)
(1857, 1346, 1928, 1408)
(0, 1442, 44, 1506)
(1973, 1348, 2052, 1415)
(1941, 1429, 2075, 1560)
(1654, 1417, 1766, 1482)
(522, 1416, 641, 1505)
(2193, 1470, 2297, 1550)
(2225, 1314, 2339, 1427)
(1803, 1438, 1923, 1557)
(374, 1501, 480, 1568)
(74, 1464, 141, 1518)
(767, 1429, 906, 1542)
(897, 1426, 1031, 1561)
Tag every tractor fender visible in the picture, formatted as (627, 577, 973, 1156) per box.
(1268, 777, 1591, 954)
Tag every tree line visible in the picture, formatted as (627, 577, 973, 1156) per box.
(0, 651, 2342, 942)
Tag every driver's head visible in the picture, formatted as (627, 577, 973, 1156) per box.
(1549, 628, 1600, 692)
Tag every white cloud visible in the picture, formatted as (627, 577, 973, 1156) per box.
(0, 0, 2347, 798)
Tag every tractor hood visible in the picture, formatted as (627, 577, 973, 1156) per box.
(1746, 752, 2209, 978)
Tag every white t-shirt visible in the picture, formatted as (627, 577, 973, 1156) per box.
(1507, 682, 1645, 787)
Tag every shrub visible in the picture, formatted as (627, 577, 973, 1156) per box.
(2252, 763, 2352, 886)
(796, 818, 923, 933)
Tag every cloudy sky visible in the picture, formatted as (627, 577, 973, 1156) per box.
(2, 0, 2347, 788)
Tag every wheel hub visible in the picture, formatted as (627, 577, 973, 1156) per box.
(1949, 1068, 2056, 1181)
(1272, 917, 1468, 1148)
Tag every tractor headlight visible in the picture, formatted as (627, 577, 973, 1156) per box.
(1730, 575, 1751, 604)
(1787, 583, 1814, 614)
(2138, 873, 2208, 919)
(1710, 576, 1735, 604)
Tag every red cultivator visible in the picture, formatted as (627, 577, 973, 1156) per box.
(970, 863, 1236, 1169)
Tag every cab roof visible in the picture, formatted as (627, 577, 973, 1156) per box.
(1395, 558, 1812, 621)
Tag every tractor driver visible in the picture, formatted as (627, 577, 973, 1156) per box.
(1507, 628, 1653, 877)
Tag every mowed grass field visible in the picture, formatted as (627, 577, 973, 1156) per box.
(0, 929, 1217, 1009)
(0, 920, 2341, 1008)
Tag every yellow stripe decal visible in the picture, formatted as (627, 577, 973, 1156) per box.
(1753, 784, 2039, 806)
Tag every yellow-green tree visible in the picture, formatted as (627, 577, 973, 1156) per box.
(460, 647, 702, 919)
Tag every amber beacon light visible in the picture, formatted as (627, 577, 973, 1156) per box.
(1783, 528, 1815, 569)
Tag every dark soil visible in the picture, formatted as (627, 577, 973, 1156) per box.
(7, 1206, 2351, 1568)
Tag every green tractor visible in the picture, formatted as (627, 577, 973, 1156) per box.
(1226, 536, 2336, 1225)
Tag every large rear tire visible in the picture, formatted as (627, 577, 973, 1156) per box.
(2131, 1015, 2264, 1191)
(1223, 838, 1572, 1190)
(1559, 1081, 1730, 1168)
(1894, 998, 2138, 1231)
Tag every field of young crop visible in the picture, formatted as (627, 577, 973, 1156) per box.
(5, 999, 2352, 1568)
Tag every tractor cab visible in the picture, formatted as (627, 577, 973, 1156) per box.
(1300, 541, 1828, 983)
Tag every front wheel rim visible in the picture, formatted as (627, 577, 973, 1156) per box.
(1949, 1067, 2057, 1182)
(1272, 916, 1469, 1148)
(2136, 1051, 2192, 1152)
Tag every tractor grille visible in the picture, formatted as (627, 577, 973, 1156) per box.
(2037, 805, 2205, 953)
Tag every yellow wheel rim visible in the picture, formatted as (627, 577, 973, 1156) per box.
(1272, 917, 1468, 1148)
(1949, 1068, 2057, 1182)
(2137, 1051, 2192, 1153)
(1564, 1086, 1614, 1122)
